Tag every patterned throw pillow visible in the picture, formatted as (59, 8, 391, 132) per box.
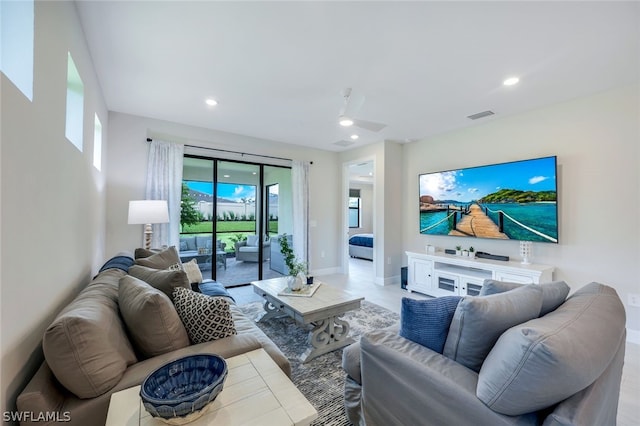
(399, 296, 462, 353)
(173, 287, 237, 344)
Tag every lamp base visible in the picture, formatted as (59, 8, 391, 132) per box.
(144, 224, 153, 250)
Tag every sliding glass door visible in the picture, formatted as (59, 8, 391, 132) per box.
(181, 156, 292, 286)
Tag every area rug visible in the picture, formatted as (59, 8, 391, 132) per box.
(239, 300, 400, 426)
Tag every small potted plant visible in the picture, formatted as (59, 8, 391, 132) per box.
(279, 233, 307, 291)
(455, 245, 462, 256)
(468, 246, 475, 259)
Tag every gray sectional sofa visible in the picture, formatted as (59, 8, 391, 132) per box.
(16, 254, 289, 426)
(343, 282, 626, 426)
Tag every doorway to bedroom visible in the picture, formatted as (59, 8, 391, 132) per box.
(345, 161, 375, 280)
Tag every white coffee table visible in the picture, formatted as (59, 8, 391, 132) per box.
(105, 349, 317, 426)
(251, 277, 364, 362)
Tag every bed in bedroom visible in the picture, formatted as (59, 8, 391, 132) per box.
(349, 233, 374, 260)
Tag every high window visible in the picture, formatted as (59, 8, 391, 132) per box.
(65, 52, 84, 151)
(93, 114, 102, 170)
(0, 0, 34, 101)
(349, 189, 361, 228)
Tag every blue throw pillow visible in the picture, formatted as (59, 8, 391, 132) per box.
(198, 280, 235, 302)
(399, 296, 462, 353)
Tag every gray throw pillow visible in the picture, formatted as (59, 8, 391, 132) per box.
(134, 246, 182, 270)
(128, 264, 190, 301)
(119, 276, 190, 358)
(477, 282, 626, 416)
(442, 284, 543, 372)
(480, 279, 570, 316)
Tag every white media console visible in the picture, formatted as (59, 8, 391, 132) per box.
(406, 251, 555, 298)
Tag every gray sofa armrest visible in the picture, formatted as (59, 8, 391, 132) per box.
(359, 330, 538, 426)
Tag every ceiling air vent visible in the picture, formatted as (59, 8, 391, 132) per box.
(467, 110, 495, 120)
(333, 140, 355, 147)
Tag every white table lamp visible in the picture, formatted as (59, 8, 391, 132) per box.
(128, 200, 169, 249)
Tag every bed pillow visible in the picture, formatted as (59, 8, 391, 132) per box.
(119, 276, 190, 358)
(480, 279, 570, 316)
(173, 287, 237, 344)
(399, 296, 462, 353)
(443, 285, 543, 372)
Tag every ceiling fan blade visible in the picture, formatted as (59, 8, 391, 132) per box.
(353, 119, 387, 132)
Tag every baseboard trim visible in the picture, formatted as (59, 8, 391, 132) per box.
(374, 274, 400, 286)
(627, 328, 640, 345)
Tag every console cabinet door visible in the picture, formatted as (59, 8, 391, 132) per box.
(407, 258, 433, 295)
(460, 276, 484, 296)
(432, 271, 460, 297)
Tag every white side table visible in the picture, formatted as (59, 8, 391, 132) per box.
(106, 349, 317, 426)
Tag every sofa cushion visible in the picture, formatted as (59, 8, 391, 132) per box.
(479, 279, 570, 316)
(180, 240, 188, 251)
(246, 235, 259, 246)
(182, 236, 196, 251)
(182, 259, 203, 284)
(42, 269, 137, 399)
(196, 235, 213, 249)
(477, 282, 626, 416)
(399, 296, 462, 353)
(134, 246, 182, 269)
(128, 265, 190, 301)
(173, 287, 237, 344)
(119, 276, 190, 358)
(443, 284, 543, 372)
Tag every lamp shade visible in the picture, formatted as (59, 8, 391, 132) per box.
(128, 200, 169, 224)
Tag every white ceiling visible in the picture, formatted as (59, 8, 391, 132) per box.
(76, 1, 639, 152)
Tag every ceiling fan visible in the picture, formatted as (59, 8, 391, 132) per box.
(338, 88, 387, 132)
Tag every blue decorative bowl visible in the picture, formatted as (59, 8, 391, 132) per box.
(140, 354, 228, 421)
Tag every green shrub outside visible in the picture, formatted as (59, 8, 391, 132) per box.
(181, 221, 278, 253)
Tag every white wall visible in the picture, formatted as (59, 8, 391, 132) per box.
(402, 85, 640, 339)
(1, 1, 108, 414)
(105, 112, 341, 273)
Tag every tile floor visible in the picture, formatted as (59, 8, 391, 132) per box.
(231, 257, 640, 424)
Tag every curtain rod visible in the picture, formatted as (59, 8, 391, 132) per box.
(146, 138, 312, 164)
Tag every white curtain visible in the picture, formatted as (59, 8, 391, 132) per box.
(292, 160, 310, 265)
(146, 140, 184, 248)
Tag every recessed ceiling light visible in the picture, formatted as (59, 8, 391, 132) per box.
(339, 116, 354, 127)
(350, 134, 359, 140)
(223, 174, 230, 178)
(503, 77, 520, 86)
(205, 98, 218, 106)
(252, 172, 257, 175)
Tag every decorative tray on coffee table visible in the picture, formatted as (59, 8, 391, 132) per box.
(278, 282, 322, 297)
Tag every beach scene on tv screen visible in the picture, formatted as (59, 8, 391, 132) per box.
(419, 157, 558, 243)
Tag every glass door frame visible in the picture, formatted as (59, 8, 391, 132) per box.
(183, 154, 290, 284)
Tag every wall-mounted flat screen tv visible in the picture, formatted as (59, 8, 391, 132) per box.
(419, 156, 558, 243)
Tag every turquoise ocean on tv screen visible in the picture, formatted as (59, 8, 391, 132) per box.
(419, 203, 557, 242)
